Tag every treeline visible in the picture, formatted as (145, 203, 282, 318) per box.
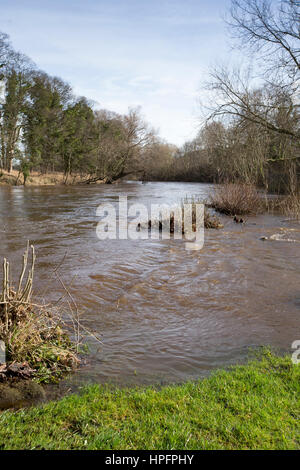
(0, 32, 164, 184)
(150, 112, 299, 194)
(147, 0, 300, 195)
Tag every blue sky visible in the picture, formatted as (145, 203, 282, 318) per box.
(1, 0, 235, 145)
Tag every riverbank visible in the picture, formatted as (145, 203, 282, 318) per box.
(0, 351, 298, 450)
(0, 170, 87, 186)
(0, 169, 64, 186)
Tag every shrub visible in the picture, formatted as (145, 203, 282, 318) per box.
(209, 183, 262, 216)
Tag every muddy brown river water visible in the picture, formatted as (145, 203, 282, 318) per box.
(0, 181, 299, 389)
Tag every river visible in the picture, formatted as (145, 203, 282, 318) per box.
(0, 181, 299, 388)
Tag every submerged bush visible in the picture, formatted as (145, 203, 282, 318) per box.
(209, 183, 262, 216)
(0, 244, 80, 383)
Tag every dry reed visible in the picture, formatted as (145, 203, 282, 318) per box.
(0, 243, 80, 382)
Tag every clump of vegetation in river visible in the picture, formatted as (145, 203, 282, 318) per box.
(209, 183, 263, 216)
(0, 244, 80, 383)
(182, 196, 223, 229)
(147, 197, 223, 235)
(203, 209, 223, 229)
(0, 350, 298, 450)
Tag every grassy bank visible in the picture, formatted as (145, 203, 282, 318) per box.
(0, 351, 299, 450)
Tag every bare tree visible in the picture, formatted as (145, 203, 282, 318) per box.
(207, 66, 299, 140)
(205, 0, 300, 149)
(0, 32, 11, 71)
(228, 0, 300, 81)
(86, 107, 156, 183)
(142, 141, 177, 180)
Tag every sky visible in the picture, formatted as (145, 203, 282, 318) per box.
(0, 0, 235, 146)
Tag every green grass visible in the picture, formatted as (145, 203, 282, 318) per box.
(0, 350, 299, 450)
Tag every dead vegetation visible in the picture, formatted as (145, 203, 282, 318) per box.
(0, 243, 80, 383)
(181, 196, 223, 230)
(209, 183, 263, 216)
(0, 169, 87, 186)
(203, 209, 224, 229)
(267, 193, 300, 220)
(146, 197, 223, 234)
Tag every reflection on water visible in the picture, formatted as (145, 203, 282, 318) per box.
(0, 182, 299, 388)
